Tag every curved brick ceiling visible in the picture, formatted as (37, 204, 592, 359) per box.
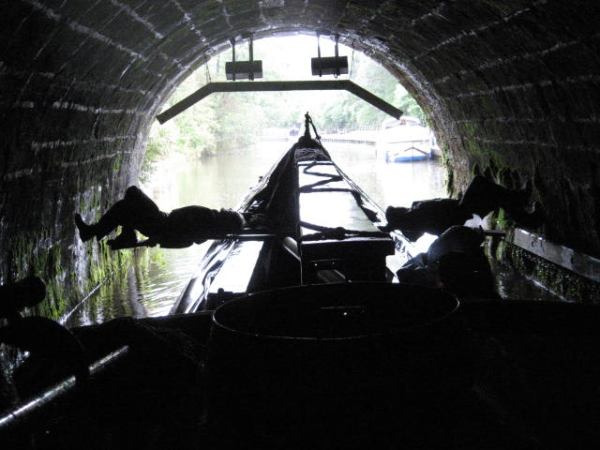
(1, 0, 600, 281)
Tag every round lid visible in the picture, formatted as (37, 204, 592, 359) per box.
(213, 283, 459, 340)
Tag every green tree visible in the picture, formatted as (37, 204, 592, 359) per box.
(395, 86, 426, 123)
(143, 35, 427, 176)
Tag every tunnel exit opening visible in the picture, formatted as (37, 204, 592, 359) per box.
(145, 33, 436, 187)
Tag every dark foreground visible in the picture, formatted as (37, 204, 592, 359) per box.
(2, 283, 600, 450)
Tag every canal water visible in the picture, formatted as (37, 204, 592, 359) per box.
(63, 141, 448, 326)
(63, 140, 558, 327)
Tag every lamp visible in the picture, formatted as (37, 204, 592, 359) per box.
(311, 33, 348, 77)
(225, 34, 263, 81)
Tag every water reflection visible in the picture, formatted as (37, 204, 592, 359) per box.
(325, 142, 446, 208)
(65, 141, 447, 327)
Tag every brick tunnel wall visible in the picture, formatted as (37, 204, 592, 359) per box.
(1, 0, 600, 313)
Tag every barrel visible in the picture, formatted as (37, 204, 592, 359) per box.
(206, 282, 465, 448)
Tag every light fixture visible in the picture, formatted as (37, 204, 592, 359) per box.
(311, 33, 348, 77)
(225, 34, 263, 81)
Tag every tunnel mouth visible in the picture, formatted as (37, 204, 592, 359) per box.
(144, 32, 433, 179)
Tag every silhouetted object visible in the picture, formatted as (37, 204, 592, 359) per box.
(2, 317, 89, 392)
(386, 175, 543, 241)
(0, 353, 19, 434)
(207, 283, 462, 449)
(397, 226, 498, 300)
(0, 276, 47, 426)
(0, 276, 46, 320)
(0, 276, 89, 398)
(75, 186, 245, 249)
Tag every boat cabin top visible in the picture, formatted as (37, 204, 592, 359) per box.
(173, 143, 397, 313)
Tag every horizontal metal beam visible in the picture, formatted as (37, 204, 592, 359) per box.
(511, 228, 600, 283)
(156, 80, 403, 124)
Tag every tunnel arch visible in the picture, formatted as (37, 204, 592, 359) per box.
(1, 1, 600, 306)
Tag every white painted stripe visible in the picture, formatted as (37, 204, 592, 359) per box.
(0, 60, 150, 96)
(432, 35, 600, 86)
(413, 0, 548, 61)
(23, 0, 148, 61)
(50, 101, 143, 115)
(107, 0, 164, 40)
(169, 0, 209, 41)
(469, 136, 600, 152)
(31, 135, 136, 151)
(454, 115, 600, 125)
(60, 152, 122, 168)
(443, 75, 600, 100)
(3, 168, 35, 181)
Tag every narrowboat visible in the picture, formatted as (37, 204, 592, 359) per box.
(172, 116, 413, 314)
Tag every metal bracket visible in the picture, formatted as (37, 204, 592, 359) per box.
(225, 34, 263, 81)
(311, 33, 348, 77)
(157, 80, 402, 123)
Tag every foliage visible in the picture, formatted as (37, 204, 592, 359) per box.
(396, 88, 426, 123)
(142, 35, 426, 177)
(141, 128, 168, 183)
